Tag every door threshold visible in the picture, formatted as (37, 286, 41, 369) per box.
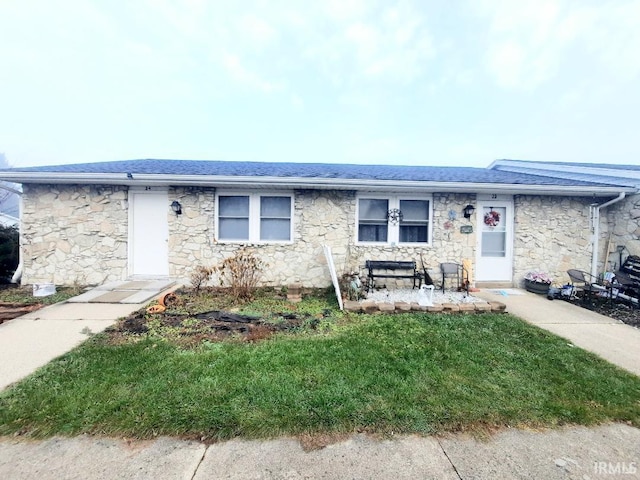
(127, 275, 173, 281)
(476, 281, 514, 289)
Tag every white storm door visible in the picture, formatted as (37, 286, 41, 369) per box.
(129, 189, 169, 276)
(476, 199, 513, 282)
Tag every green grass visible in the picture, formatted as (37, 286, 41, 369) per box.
(0, 285, 78, 305)
(1, 311, 639, 440)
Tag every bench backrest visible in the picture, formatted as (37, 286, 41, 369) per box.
(366, 260, 416, 270)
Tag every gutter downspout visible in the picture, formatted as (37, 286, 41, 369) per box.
(591, 192, 626, 278)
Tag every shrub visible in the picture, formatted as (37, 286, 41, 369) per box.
(219, 248, 264, 301)
(0, 225, 18, 281)
(190, 265, 216, 293)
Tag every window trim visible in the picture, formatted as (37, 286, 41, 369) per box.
(215, 191, 294, 244)
(356, 194, 433, 246)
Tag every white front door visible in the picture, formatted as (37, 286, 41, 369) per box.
(129, 189, 169, 277)
(475, 197, 514, 283)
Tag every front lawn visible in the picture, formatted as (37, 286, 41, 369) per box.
(1, 291, 639, 440)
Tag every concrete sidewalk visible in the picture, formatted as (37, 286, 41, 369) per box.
(0, 302, 144, 391)
(0, 423, 638, 479)
(476, 289, 640, 377)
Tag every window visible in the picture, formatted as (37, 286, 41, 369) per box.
(358, 199, 389, 242)
(218, 196, 250, 240)
(399, 200, 429, 243)
(357, 196, 431, 244)
(260, 196, 291, 241)
(217, 193, 292, 242)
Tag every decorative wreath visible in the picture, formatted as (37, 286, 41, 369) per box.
(387, 208, 403, 225)
(484, 210, 500, 227)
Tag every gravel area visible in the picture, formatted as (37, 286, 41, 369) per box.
(367, 288, 484, 304)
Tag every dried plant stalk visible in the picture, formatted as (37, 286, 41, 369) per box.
(219, 247, 264, 300)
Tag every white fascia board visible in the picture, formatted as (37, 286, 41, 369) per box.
(491, 159, 640, 180)
(0, 171, 634, 197)
(490, 164, 640, 189)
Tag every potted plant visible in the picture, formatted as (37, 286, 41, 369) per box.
(524, 271, 552, 294)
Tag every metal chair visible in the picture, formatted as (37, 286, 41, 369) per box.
(440, 262, 469, 294)
(566, 269, 609, 305)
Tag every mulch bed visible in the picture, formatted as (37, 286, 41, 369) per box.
(579, 297, 640, 328)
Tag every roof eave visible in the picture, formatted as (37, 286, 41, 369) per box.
(491, 159, 640, 180)
(0, 172, 635, 196)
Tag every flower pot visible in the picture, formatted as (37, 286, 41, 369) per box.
(524, 279, 550, 294)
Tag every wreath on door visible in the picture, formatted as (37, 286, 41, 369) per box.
(484, 209, 500, 227)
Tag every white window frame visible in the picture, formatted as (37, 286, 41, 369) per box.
(215, 191, 294, 244)
(356, 194, 433, 246)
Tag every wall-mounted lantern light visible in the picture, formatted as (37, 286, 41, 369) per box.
(463, 204, 475, 219)
(171, 200, 182, 216)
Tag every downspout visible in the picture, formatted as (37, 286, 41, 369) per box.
(590, 192, 626, 278)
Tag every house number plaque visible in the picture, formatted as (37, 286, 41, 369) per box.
(460, 225, 473, 234)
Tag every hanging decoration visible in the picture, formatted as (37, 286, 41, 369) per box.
(484, 208, 500, 227)
(387, 208, 403, 225)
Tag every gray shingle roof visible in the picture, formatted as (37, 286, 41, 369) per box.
(0, 159, 627, 188)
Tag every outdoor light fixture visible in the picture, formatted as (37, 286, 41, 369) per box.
(463, 204, 475, 219)
(170, 200, 182, 216)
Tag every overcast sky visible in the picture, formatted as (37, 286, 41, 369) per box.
(1, 0, 639, 169)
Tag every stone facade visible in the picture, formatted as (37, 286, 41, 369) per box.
(604, 194, 640, 268)
(349, 193, 476, 288)
(21, 184, 633, 289)
(512, 195, 593, 287)
(166, 189, 477, 288)
(21, 184, 128, 285)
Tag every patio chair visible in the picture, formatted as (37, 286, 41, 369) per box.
(566, 269, 610, 305)
(440, 262, 469, 294)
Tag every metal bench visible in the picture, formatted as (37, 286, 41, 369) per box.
(365, 260, 423, 291)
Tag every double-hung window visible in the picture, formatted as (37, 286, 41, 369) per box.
(217, 192, 293, 243)
(357, 195, 431, 245)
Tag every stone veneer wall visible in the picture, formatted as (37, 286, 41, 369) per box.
(349, 193, 476, 287)
(168, 188, 476, 288)
(21, 184, 128, 285)
(23, 184, 621, 289)
(168, 188, 354, 288)
(512, 195, 593, 287)
(603, 194, 640, 268)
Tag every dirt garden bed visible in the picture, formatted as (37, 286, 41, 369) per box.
(106, 287, 335, 346)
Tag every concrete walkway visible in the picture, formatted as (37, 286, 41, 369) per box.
(0, 280, 174, 391)
(476, 289, 640, 377)
(1, 423, 638, 479)
(0, 302, 145, 391)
